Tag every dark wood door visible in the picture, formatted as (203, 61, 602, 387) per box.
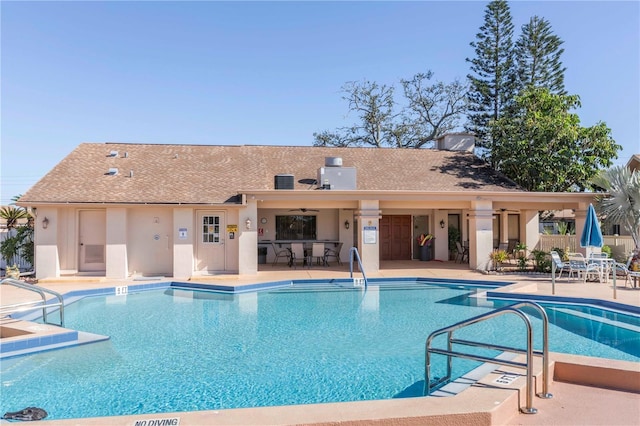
(380, 215, 412, 260)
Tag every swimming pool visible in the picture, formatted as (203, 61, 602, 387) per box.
(2, 279, 639, 421)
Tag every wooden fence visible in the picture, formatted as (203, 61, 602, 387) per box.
(537, 234, 636, 261)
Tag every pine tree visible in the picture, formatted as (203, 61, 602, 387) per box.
(466, 0, 518, 167)
(515, 15, 566, 95)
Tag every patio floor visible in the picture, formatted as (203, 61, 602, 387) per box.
(1, 260, 639, 425)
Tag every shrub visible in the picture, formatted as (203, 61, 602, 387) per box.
(489, 249, 509, 271)
(531, 249, 551, 272)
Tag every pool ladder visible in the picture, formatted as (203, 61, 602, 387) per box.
(424, 301, 552, 414)
(0, 278, 65, 327)
(348, 247, 368, 288)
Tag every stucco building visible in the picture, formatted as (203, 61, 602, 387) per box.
(18, 135, 600, 279)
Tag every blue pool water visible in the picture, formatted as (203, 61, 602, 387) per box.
(1, 280, 639, 421)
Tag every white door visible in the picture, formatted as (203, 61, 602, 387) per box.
(196, 211, 226, 273)
(79, 210, 106, 272)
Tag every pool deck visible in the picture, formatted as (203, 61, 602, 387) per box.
(1, 260, 639, 425)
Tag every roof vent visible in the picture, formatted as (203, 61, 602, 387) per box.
(107, 168, 118, 175)
(325, 157, 342, 167)
(123, 152, 129, 158)
(274, 174, 294, 190)
(108, 150, 118, 157)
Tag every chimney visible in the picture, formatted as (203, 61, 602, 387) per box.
(435, 132, 475, 152)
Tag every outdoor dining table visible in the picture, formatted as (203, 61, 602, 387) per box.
(260, 240, 342, 267)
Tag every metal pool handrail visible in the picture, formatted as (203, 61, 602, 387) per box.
(424, 301, 552, 414)
(0, 278, 65, 327)
(349, 247, 368, 288)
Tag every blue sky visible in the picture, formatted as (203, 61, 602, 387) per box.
(1, 1, 638, 205)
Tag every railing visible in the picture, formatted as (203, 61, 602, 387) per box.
(425, 301, 552, 414)
(0, 278, 65, 327)
(349, 247, 368, 288)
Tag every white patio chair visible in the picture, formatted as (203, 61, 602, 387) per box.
(290, 243, 308, 269)
(588, 252, 613, 282)
(311, 242, 327, 266)
(324, 242, 343, 266)
(271, 242, 291, 267)
(550, 251, 567, 279)
(612, 256, 634, 287)
(567, 253, 600, 283)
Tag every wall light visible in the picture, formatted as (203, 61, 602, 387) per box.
(245, 218, 252, 230)
(439, 219, 445, 229)
(42, 217, 49, 229)
(344, 220, 350, 230)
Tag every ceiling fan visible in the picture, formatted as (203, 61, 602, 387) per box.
(289, 208, 319, 213)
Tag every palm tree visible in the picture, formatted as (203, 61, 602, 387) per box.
(592, 166, 640, 250)
(0, 206, 28, 230)
(0, 195, 34, 268)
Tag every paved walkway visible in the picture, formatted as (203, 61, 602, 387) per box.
(2, 260, 639, 425)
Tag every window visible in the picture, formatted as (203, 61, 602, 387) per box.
(202, 215, 220, 243)
(275, 215, 317, 240)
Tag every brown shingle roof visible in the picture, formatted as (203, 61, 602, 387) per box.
(19, 143, 521, 204)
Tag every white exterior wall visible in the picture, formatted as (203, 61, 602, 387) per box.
(338, 209, 354, 261)
(28, 196, 592, 280)
(34, 207, 60, 279)
(433, 210, 448, 261)
(127, 207, 173, 276)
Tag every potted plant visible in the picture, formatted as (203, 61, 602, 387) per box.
(489, 249, 509, 271)
(417, 233, 434, 261)
(514, 242, 527, 257)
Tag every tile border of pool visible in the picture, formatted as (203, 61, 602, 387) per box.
(2, 277, 640, 424)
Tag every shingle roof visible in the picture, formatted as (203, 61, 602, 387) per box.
(19, 143, 521, 204)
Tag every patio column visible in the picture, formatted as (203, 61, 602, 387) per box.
(106, 208, 128, 279)
(500, 210, 509, 246)
(173, 208, 195, 279)
(468, 200, 494, 271)
(239, 199, 258, 275)
(356, 200, 381, 274)
(522, 210, 539, 257)
(574, 206, 589, 257)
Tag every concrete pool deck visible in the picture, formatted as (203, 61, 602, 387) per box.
(1, 260, 639, 425)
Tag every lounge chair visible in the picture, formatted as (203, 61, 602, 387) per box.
(612, 256, 634, 287)
(567, 253, 600, 282)
(550, 251, 567, 279)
